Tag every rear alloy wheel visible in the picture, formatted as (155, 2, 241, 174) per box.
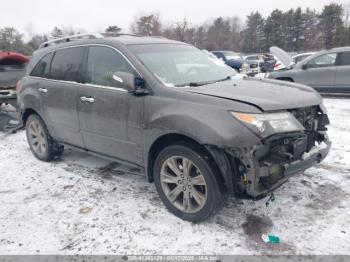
(26, 114, 56, 161)
(154, 144, 223, 222)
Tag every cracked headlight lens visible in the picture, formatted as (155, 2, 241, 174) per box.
(230, 111, 305, 137)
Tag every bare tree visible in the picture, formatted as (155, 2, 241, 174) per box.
(174, 18, 190, 42)
(51, 27, 64, 38)
(105, 25, 122, 34)
(130, 13, 162, 36)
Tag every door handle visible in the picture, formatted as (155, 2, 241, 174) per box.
(80, 96, 95, 103)
(38, 88, 48, 93)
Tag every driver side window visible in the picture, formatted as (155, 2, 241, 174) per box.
(307, 53, 337, 68)
(86, 46, 134, 88)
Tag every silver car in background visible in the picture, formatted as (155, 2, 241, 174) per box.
(269, 46, 350, 94)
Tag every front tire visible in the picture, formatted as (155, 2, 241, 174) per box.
(153, 144, 224, 222)
(25, 114, 57, 161)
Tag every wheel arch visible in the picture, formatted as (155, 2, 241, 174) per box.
(275, 77, 294, 82)
(22, 108, 41, 126)
(146, 133, 230, 193)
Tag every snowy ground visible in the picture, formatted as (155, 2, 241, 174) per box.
(0, 98, 349, 255)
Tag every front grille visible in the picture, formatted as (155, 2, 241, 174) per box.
(250, 64, 258, 68)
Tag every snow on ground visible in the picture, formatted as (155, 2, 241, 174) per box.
(0, 98, 349, 255)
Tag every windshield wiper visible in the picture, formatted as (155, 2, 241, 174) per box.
(176, 75, 235, 87)
(175, 81, 214, 87)
(216, 74, 235, 83)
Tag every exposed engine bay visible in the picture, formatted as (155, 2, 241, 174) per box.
(228, 105, 331, 198)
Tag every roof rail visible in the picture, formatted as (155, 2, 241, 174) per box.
(102, 32, 143, 37)
(38, 33, 103, 49)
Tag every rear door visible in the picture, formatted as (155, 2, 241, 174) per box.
(42, 46, 85, 147)
(335, 51, 350, 93)
(296, 53, 337, 92)
(77, 45, 144, 164)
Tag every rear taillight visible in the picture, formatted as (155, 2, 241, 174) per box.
(16, 81, 22, 92)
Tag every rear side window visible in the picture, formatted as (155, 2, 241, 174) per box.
(50, 47, 85, 82)
(86, 46, 134, 88)
(30, 52, 53, 78)
(338, 51, 350, 66)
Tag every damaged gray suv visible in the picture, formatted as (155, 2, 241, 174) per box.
(17, 34, 331, 222)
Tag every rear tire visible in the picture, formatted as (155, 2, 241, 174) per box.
(153, 144, 224, 222)
(25, 114, 62, 161)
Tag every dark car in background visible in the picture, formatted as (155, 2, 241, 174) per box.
(244, 53, 277, 72)
(18, 34, 331, 222)
(211, 51, 260, 75)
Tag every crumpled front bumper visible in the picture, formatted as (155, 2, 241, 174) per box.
(283, 140, 331, 177)
(225, 136, 331, 199)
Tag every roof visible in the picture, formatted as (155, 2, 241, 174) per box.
(30, 34, 187, 71)
(111, 35, 182, 45)
(38, 34, 184, 51)
(330, 46, 350, 52)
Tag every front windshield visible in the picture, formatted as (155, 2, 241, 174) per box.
(128, 44, 235, 87)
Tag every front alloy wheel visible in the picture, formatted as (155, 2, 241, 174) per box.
(160, 156, 207, 213)
(154, 144, 223, 222)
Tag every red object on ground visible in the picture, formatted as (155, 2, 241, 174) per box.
(0, 51, 29, 65)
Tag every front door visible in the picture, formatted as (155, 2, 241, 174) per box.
(77, 45, 144, 164)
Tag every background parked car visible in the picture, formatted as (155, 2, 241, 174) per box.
(245, 53, 277, 72)
(0, 51, 29, 130)
(269, 46, 350, 93)
(0, 52, 29, 107)
(212, 51, 260, 75)
(0, 52, 29, 88)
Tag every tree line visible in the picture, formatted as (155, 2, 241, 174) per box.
(1, 3, 349, 55)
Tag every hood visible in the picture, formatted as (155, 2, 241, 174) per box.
(183, 78, 322, 112)
(270, 46, 293, 68)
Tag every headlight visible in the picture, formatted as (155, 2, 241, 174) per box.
(230, 111, 305, 137)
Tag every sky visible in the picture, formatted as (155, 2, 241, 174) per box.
(1, 0, 349, 37)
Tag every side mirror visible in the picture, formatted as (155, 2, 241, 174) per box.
(302, 64, 308, 70)
(113, 71, 136, 92)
